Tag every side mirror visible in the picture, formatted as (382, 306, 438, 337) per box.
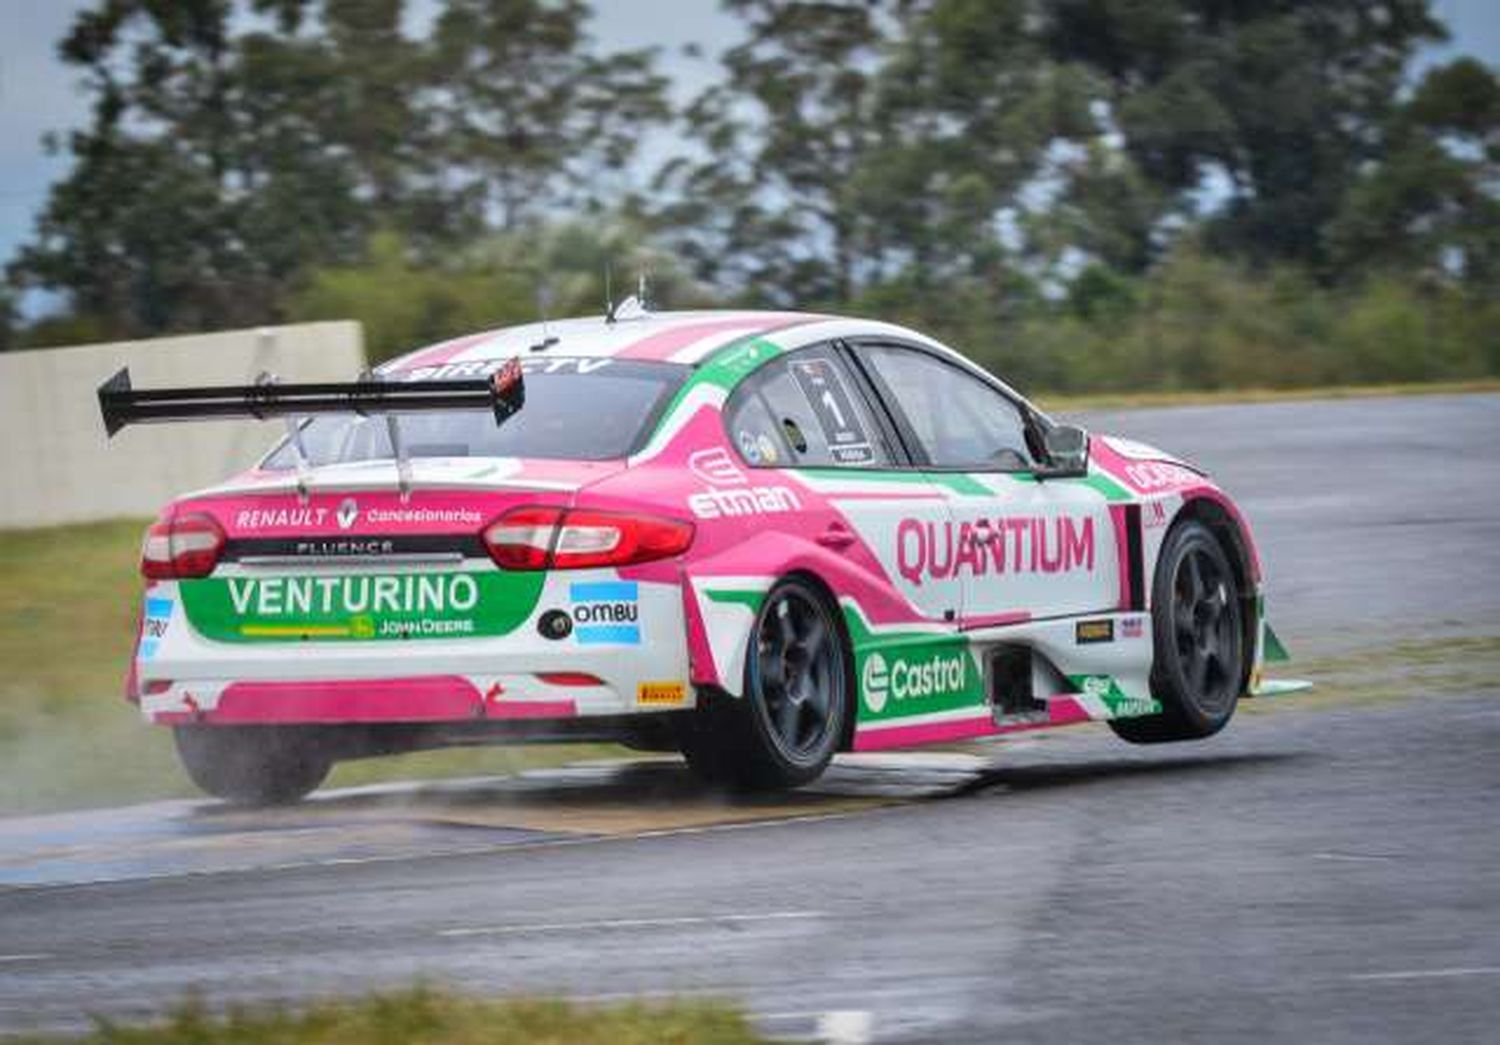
(1038, 423, 1089, 478)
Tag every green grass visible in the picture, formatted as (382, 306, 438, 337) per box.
(9, 987, 764, 1045)
(1242, 634, 1500, 715)
(0, 519, 622, 815)
(1038, 376, 1500, 412)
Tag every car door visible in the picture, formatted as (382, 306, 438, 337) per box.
(722, 344, 962, 626)
(851, 341, 1122, 628)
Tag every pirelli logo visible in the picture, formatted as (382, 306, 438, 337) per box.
(637, 680, 687, 706)
(1076, 619, 1115, 644)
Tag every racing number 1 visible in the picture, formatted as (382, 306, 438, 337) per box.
(791, 357, 874, 466)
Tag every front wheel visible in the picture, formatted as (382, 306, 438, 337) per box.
(682, 578, 850, 790)
(174, 725, 332, 805)
(1112, 520, 1247, 744)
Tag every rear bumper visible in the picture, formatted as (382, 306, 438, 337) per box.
(144, 674, 602, 725)
(134, 570, 693, 726)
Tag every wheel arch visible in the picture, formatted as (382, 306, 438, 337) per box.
(777, 567, 860, 753)
(1170, 495, 1259, 691)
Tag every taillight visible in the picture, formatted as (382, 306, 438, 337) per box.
(483, 507, 560, 570)
(141, 511, 226, 579)
(482, 506, 694, 571)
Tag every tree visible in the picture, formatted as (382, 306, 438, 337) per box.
(428, 0, 670, 231)
(866, 0, 1094, 286)
(1329, 58, 1500, 289)
(9, 1, 259, 335)
(1041, 0, 1450, 271)
(7, 1, 382, 336)
(290, 218, 713, 363)
(10, 0, 669, 341)
(651, 1, 910, 305)
(0, 283, 17, 352)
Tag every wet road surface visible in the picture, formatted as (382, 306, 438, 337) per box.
(2, 393, 1498, 1042)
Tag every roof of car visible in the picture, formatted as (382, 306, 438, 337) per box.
(380, 309, 831, 374)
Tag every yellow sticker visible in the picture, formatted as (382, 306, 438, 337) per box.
(1075, 619, 1114, 644)
(637, 680, 686, 706)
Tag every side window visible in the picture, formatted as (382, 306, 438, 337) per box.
(724, 347, 892, 468)
(863, 345, 1034, 470)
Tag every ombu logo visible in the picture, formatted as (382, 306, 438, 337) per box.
(897, 515, 1095, 586)
(569, 581, 641, 645)
(861, 649, 967, 713)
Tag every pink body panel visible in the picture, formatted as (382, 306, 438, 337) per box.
(616, 313, 816, 360)
(851, 695, 1095, 751)
(154, 676, 578, 725)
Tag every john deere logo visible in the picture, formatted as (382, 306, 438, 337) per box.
(336, 498, 359, 530)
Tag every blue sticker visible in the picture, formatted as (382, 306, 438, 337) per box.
(568, 581, 640, 645)
(141, 597, 174, 660)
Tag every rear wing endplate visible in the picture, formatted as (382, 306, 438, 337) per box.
(96, 361, 525, 438)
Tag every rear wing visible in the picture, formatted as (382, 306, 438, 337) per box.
(96, 361, 525, 438)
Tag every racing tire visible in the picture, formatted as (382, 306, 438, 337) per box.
(173, 725, 333, 805)
(1111, 520, 1247, 745)
(682, 577, 851, 790)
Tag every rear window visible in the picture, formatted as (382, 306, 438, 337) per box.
(261, 359, 686, 468)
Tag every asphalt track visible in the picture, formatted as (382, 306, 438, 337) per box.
(2, 393, 1498, 1043)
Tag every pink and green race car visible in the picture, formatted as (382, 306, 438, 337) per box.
(100, 306, 1289, 802)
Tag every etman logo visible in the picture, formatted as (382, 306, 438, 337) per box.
(688, 485, 801, 519)
(688, 447, 746, 486)
(686, 446, 800, 519)
(336, 498, 359, 530)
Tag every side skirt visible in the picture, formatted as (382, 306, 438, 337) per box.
(847, 606, 1162, 752)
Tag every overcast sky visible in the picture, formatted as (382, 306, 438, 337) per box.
(1, 0, 1496, 289)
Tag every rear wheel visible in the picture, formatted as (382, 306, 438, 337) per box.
(173, 725, 332, 805)
(1112, 520, 1246, 744)
(682, 578, 849, 790)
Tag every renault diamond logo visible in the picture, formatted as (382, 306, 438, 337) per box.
(336, 498, 359, 530)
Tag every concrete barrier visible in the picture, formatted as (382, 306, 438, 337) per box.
(0, 322, 365, 528)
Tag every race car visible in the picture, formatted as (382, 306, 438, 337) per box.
(101, 305, 1285, 803)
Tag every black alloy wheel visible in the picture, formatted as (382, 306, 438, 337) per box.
(1112, 520, 1246, 744)
(681, 577, 849, 789)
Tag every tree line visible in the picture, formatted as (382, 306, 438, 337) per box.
(4, 0, 1498, 393)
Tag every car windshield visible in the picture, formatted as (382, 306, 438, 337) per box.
(261, 359, 687, 467)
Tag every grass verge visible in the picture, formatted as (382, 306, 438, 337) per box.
(0, 519, 623, 816)
(1242, 634, 1500, 716)
(1038, 376, 1500, 412)
(9, 987, 764, 1045)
